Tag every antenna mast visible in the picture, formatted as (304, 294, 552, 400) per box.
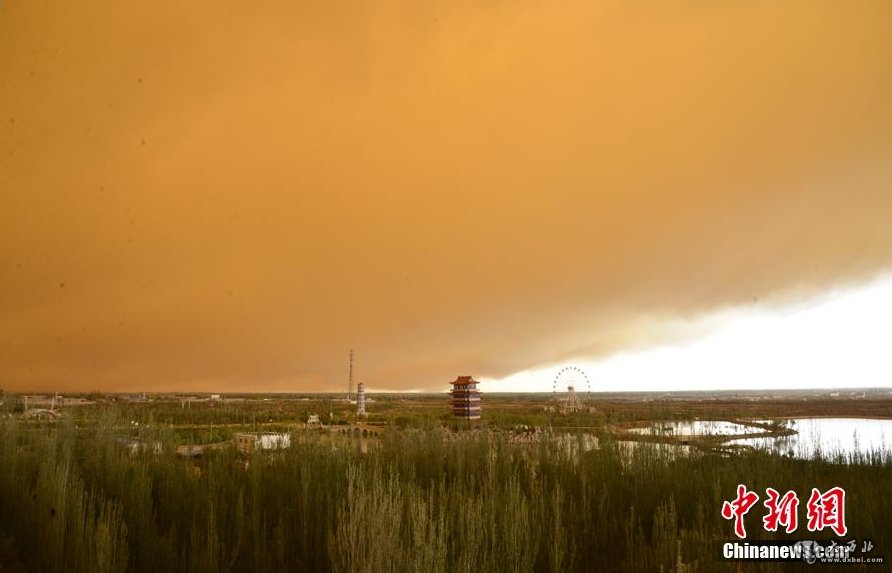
(348, 349, 354, 401)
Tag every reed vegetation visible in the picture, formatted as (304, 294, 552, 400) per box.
(0, 415, 889, 572)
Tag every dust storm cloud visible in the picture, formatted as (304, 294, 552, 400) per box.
(1, 1, 891, 391)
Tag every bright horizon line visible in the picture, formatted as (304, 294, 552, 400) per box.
(10, 387, 891, 396)
(8, 273, 892, 395)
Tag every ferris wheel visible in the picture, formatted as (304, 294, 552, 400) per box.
(552, 366, 591, 413)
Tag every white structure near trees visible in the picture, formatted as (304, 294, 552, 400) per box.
(357, 382, 366, 416)
(235, 432, 291, 454)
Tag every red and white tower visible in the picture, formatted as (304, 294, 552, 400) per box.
(357, 382, 366, 416)
(449, 376, 481, 420)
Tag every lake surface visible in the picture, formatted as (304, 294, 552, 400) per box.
(626, 420, 764, 436)
(623, 418, 892, 461)
(728, 417, 892, 460)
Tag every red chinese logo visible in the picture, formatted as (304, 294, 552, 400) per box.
(806, 487, 847, 536)
(721, 485, 847, 538)
(763, 488, 799, 533)
(721, 484, 760, 539)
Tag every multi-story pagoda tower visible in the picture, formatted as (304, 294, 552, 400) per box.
(449, 376, 481, 420)
(357, 382, 366, 416)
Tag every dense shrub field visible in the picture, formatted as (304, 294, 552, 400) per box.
(0, 414, 889, 572)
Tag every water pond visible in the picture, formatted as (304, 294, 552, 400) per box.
(625, 420, 764, 437)
(729, 417, 892, 460)
(625, 418, 892, 461)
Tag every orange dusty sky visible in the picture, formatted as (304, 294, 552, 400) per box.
(1, 1, 891, 393)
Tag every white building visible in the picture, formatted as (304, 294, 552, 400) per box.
(235, 432, 291, 454)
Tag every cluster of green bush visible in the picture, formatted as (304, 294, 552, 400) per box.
(0, 415, 889, 572)
(108, 399, 320, 427)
